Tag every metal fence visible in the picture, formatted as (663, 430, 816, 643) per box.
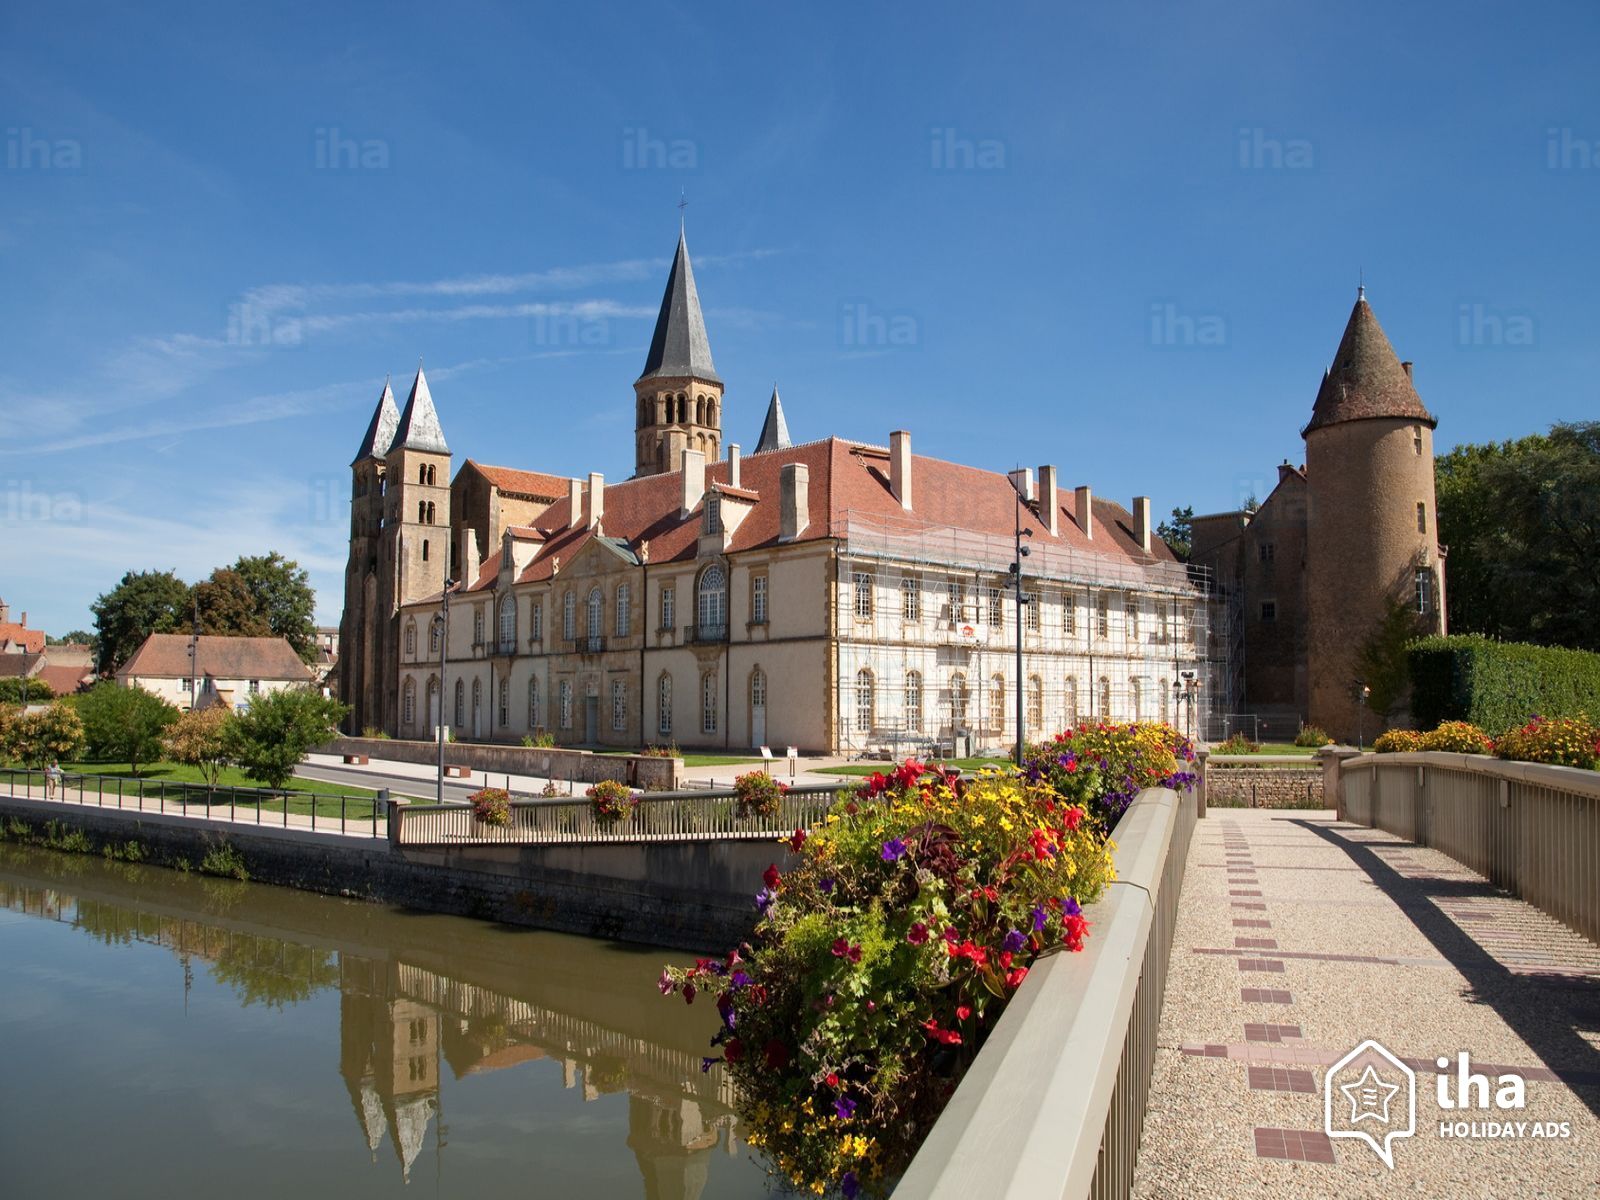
(1, 767, 384, 838)
(396, 782, 853, 845)
(1341, 752, 1600, 943)
(894, 783, 1198, 1199)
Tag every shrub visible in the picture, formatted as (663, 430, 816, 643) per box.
(644, 741, 681, 759)
(227, 688, 348, 789)
(1408, 635, 1600, 735)
(164, 706, 235, 788)
(1019, 722, 1196, 826)
(0, 678, 54, 704)
(587, 779, 635, 823)
(1418, 721, 1492, 754)
(200, 841, 249, 881)
(4, 702, 86, 767)
(541, 780, 561, 798)
(77, 681, 178, 773)
(1294, 725, 1333, 748)
(1374, 729, 1425, 753)
(469, 787, 512, 826)
(659, 762, 1120, 1198)
(361, 726, 391, 740)
(733, 770, 786, 819)
(1215, 731, 1260, 755)
(1494, 716, 1600, 770)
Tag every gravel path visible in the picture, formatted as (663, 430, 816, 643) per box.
(1132, 808, 1600, 1198)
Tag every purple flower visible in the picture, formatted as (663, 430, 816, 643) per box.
(841, 1171, 861, 1199)
(819, 878, 835, 894)
(880, 838, 908, 862)
(754, 887, 776, 914)
(1063, 897, 1082, 917)
(1030, 906, 1048, 932)
(730, 970, 752, 990)
(1003, 929, 1027, 954)
(834, 1095, 857, 1120)
(700, 1056, 719, 1073)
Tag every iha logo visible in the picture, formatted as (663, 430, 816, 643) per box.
(1325, 1040, 1415, 1168)
(1434, 1052, 1570, 1141)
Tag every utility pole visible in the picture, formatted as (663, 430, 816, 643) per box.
(188, 597, 201, 709)
(436, 580, 455, 804)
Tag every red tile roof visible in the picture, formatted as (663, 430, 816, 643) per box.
(0, 623, 45, 655)
(466, 460, 573, 500)
(117, 634, 315, 682)
(445, 438, 1175, 596)
(37, 664, 93, 696)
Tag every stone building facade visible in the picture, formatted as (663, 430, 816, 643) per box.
(1190, 291, 1446, 741)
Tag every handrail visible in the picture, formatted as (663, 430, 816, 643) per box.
(1342, 749, 1600, 798)
(896, 784, 1196, 1198)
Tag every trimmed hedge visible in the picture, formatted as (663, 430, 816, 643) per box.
(1408, 635, 1600, 735)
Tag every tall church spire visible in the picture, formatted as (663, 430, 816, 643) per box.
(1303, 293, 1435, 437)
(637, 230, 719, 384)
(351, 378, 400, 465)
(393, 365, 450, 454)
(755, 385, 791, 453)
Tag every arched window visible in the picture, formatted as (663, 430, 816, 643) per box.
(471, 678, 482, 727)
(559, 680, 573, 729)
(989, 674, 1006, 733)
(611, 680, 627, 732)
(1099, 677, 1112, 720)
(402, 679, 416, 727)
(1131, 677, 1144, 721)
(855, 668, 874, 733)
(528, 675, 541, 730)
(418, 500, 427, 523)
(562, 591, 576, 639)
(615, 583, 631, 636)
(1028, 675, 1043, 732)
(404, 620, 417, 658)
(429, 617, 442, 655)
(751, 667, 767, 708)
(586, 588, 603, 644)
(419, 464, 428, 485)
(454, 679, 465, 727)
(697, 565, 727, 636)
(1066, 676, 1079, 726)
(905, 670, 923, 733)
(428, 464, 436, 485)
(657, 673, 672, 737)
(426, 677, 438, 727)
(498, 678, 510, 727)
(498, 595, 515, 649)
(696, 395, 705, 425)
(950, 671, 969, 727)
(701, 671, 718, 735)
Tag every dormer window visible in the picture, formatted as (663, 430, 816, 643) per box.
(705, 492, 722, 534)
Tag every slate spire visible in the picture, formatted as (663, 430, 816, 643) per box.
(637, 230, 719, 384)
(351, 377, 400, 466)
(393, 365, 450, 455)
(1303, 293, 1436, 436)
(754, 384, 791, 453)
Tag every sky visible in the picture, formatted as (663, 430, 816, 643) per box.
(2, 0, 1597, 636)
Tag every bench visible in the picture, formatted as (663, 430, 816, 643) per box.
(342, 754, 369, 765)
(443, 765, 472, 779)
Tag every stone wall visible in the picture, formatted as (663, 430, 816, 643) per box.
(0, 795, 777, 952)
(321, 735, 682, 790)
(1206, 765, 1325, 809)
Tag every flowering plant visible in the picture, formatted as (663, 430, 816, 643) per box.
(1019, 721, 1196, 826)
(587, 778, 636, 823)
(468, 787, 511, 827)
(1374, 729, 1424, 753)
(1418, 721, 1492, 754)
(660, 755, 1130, 1197)
(1494, 715, 1600, 770)
(734, 770, 787, 819)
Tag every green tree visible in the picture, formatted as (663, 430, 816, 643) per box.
(1436, 421, 1600, 651)
(192, 568, 271, 638)
(47, 630, 97, 650)
(76, 682, 179, 774)
(164, 706, 235, 788)
(232, 553, 319, 664)
(0, 678, 54, 704)
(91, 569, 191, 674)
(227, 687, 347, 789)
(5, 702, 86, 768)
(1156, 505, 1194, 561)
(1357, 598, 1425, 720)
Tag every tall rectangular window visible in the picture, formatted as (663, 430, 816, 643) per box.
(1416, 501, 1427, 534)
(701, 672, 718, 735)
(615, 583, 631, 636)
(946, 580, 966, 622)
(986, 586, 1002, 627)
(657, 674, 672, 736)
(901, 575, 920, 621)
(611, 680, 627, 731)
(1415, 569, 1433, 614)
(559, 680, 573, 729)
(661, 586, 675, 632)
(854, 572, 873, 619)
(530, 600, 542, 641)
(752, 575, 768, 624)
(1258, 543, 1276, 563)
(1096, 593, 1110, 639)
(1025, 592, 1040, 632)
(1063, 592, 1076, 635)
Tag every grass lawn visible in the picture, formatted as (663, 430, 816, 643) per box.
(1220, 742, 1320, 756)
(53, 760, 380, 821)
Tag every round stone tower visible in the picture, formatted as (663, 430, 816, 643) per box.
(1303, 290, 1445, 741)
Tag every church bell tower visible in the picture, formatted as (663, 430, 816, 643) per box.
(634, 229, 723, 477)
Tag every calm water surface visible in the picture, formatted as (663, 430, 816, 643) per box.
(0, 843, 771, 1199)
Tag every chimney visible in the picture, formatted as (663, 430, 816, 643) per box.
(728, 443, 741, 489)
(780, 463, 810, 541)
(586, 472, 604, 529)
(1037, 466, 1059, 536)
(568, 478, 583, 530)
(1075, 486, 1094, 540)
(664, 428, 688, 474)
(462, 533, 481, 588)
(18, 611, 26, 628)
(890, 430, 913, 510)
(1401, 361, 1414, 380)
(1278, 460, 1298, 484)
(680, 448, 706, 517)
(1008, 468, 1035, 502)
(1133, 496, 1152, 553)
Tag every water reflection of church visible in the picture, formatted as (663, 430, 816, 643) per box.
(0, 862, 744, 1200)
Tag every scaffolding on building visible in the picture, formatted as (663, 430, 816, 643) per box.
(830, 509, 1234, 756)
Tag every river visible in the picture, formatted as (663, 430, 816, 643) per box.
(0, 842, 771, 1199)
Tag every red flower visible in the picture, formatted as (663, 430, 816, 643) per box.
(998, 950, 1013, 969)
(1062, 912, 1089, 953)
(763, 1038, 791, 1070)
(907, 922, 930, 945)
(1005, 966, 1029, 990)
(788, 828, 807, 852)
(762, 863, 782, 890)
(921, 1019, 962, 1046)
(1063, 806, 1084, 831)
(955, 1004, 972, 1021)
(825, 1072, 839, 1088)
(683, 982, 696, 1005)
(723, 1037, 744, 1064)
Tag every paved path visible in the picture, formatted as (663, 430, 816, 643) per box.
(1134, 808, 1600, 1198)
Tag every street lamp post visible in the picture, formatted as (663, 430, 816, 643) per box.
(436, 579, 455, 805)
(1009, 496, 1032, 767)
(1355, 681, 1371, 752)
(1177, 670, 1201, 743)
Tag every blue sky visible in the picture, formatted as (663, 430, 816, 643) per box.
(3, 0, 1597, 635)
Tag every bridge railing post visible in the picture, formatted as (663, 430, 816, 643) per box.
(385, 793, 405, 847)
(1317, 745, 1362, 819)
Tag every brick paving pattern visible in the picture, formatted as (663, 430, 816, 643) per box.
(1131, 809, 1600, 1198)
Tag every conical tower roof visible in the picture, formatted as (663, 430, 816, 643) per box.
(637, 231, 719, 385)
(1303, 292, 1435, 436)
(393, 366, 450, 455)
(351, 378, 400, 465)
(754, 385, 791, 453)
